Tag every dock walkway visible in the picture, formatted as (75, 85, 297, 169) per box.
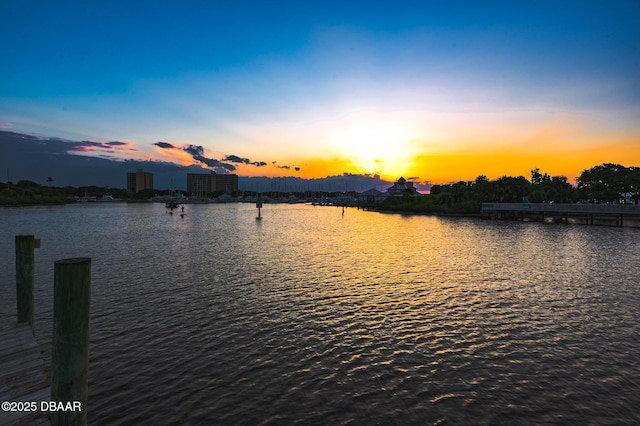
(482, 202, 640, 226)
(0, 322, 50, 425)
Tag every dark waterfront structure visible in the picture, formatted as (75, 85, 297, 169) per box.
(482, 202, 640, 226)
(385, 176, 418, 196)
(126, 169, 154, 193)
(186, 171, 238, 195)
(187, 172, 214, 196)
(215, 173, 238, 193)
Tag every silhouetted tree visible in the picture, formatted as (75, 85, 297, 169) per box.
(528, 168, 575, 203)
(16, 180, 41, 189)
(529, 189, 545, 203)
(491, 176, 531, 202)
(473, 175, 491, 201)
(530, 168, 551, 186)
(622, 166, 640, 204)
(577, 163, 626, 203)
(547, 176, 574, 203)
(529, 168, 551, 201)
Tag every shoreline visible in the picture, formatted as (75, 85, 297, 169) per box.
(369, 207, 640, 228)
(371, 208, 483, 218)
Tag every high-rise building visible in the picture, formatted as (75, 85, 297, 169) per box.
(186, 171, 238, 195)
(187, 172, 213, 195)
(127, 169, 153, 193)
(215, 173, 238, 193)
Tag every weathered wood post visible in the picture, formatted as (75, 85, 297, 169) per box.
(51, 257, 91, 426)
(15, 235, 35, 333)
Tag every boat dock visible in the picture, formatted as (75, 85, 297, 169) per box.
(0, 322, 50, 425)
(2, 236, 91, 425)
(482, 202, 640, 226)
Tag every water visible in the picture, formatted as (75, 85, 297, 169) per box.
(1, 203, 639, 425)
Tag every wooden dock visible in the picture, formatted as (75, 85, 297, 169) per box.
(482, 202, 640, 226)
(2, 237, 91, 425)
(0, 322, 50, 426)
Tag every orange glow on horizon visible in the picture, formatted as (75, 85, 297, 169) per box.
(410, 138, 640, 185)
(234, 136, 639, 184)
(154, 145, 198, 166)
(233, 156, 354, 179)
(156, 113, 639, 185)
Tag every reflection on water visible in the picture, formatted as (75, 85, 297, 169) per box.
(1, 203, 639, 424)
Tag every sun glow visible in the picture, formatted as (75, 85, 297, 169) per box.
(329, 117, 419, 179)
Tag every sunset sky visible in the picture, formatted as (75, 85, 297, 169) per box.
(1, 1, 639, 185)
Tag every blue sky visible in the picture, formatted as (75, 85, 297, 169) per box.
(1, 0, 639, 184)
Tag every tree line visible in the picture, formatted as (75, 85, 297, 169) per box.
(2, 162, 638, 208)
(0, 180, 239, 205)
(380, 163, 640, 214)
(0, 181, 134, 205)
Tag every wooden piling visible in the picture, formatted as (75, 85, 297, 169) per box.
(256, 196, 263, 219)
(15, 235, 35, 333)
(51, 257, 91, 426)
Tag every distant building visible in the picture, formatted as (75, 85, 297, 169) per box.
(187, 171, 238, 195)
(187, 172, 213, 196)
(127, 169, 153, 193)
(357, 188, 388, 207)
(215, 173, 238, 194)
(386, 177, 417, 196)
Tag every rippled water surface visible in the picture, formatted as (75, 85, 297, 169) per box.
(1, 203, 639, 424)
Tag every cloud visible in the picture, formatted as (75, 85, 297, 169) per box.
(155, 142, 238, 171)
(273, 160, 299, 170)
(66, 140, 134, 153)
(224, 154, 250, 164)
(154, 141, 177, 149)
(0, 133, 135, 157)
(0, 131, 394, 191)
(183, 144, 204, 157)
(184, 144, 236, 171)
(0, 130, 188, 188)
(3, 130, 296, 179)
(224, 154, 268, 167)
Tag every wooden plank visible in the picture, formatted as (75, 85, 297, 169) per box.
(0, 323, 51, 426)
(1, 405, 50, 426)
(0, 354, 47, 381)
(1, 367, 49, 399)
(0, 341, 45, 363)
(0, 326, 35, 349)
(0, 339, 40, 359)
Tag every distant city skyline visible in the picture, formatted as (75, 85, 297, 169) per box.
(0, 130, 400, 192)
(2, 1, 639, 184)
